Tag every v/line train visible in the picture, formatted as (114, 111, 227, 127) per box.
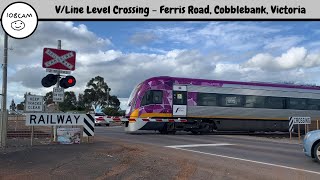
(124, 76, 320, 134)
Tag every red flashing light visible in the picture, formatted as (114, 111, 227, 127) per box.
(60, 75, 76, 89)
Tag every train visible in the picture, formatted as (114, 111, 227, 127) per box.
(124, 76, 320, 134)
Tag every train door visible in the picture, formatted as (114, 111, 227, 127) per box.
(172, 85, 187, 117)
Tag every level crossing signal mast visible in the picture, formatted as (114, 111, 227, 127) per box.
(41, 74, 76, 88)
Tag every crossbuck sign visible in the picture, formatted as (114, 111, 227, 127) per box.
(42, 48, 76, 71)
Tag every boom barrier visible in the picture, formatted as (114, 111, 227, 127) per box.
(105, 116, 187, 123)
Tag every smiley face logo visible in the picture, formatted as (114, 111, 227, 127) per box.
(1, 2, 38, 39)
(11, 20, 25, 31)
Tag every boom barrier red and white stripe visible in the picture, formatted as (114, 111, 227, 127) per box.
(105, 116, 188, 123)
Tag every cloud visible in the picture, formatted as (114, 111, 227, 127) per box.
(243, 47, 311, 71)
(129, 32, 157, 45)
(264, 36, 304, 51)
(143, 22, 283, 52)
(9, 66, 46, 88)
(0, 22, 112, 66)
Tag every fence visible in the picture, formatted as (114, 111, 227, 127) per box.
(6, 114, 52, 147)
(5, 114, 92, 147)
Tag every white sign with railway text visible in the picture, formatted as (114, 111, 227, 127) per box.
(26, 113, 84, 126)
(25, 95, 43, 112)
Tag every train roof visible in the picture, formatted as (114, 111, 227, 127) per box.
(143, 76, 320, 90)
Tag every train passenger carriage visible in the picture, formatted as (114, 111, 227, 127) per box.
(125, 76, 320, 134)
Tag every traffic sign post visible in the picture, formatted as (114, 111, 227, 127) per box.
(41, 41, 77, 142)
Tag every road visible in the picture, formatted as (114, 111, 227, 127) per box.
(96, 126, 320, 180)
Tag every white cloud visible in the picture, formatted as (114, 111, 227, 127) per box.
(129, 32, 157, 45)
(264, 36, 304, 51)
(243, 47, 312, 70)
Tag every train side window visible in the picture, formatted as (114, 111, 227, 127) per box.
(265, 97, 285, 109)
(287, 98, 307, 110)
(141, 90, 163, 106)
(307, 99, 320, 110)
(219, 94, 244, 107)
(245, 96, 265, 108)
(198, 93, 217, 106)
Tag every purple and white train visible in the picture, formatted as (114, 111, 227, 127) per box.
(125, 76, 320, 134)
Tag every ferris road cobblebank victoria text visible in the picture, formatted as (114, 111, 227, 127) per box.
(54, 5, 306, 17)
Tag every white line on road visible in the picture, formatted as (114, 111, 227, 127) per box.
(167, 147, 320, 175)
(166, 143, 234, 148)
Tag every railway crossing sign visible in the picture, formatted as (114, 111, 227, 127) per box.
(25, 113, 95, 137)
(42, 48, 76, 71)
(289, 117, 311, 132)
(289, 117, 311, 140)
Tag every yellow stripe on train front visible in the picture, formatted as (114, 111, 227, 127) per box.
(131, 110, 294, 121)
(130, 109, 172, 119)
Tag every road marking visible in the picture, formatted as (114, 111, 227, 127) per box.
(167, 147, 320, 175)
(166, 143, 234, 148)
(107, 126, 123, 128)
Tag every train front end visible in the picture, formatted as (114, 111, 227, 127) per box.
(124, 77, 173, 132)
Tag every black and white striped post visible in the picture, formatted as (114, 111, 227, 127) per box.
(289, 117, 294, 139)
(83, 114, 95, 142)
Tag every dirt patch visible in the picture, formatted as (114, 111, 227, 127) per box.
(0, 136, 182, 180)
(174, 159, 197, 180)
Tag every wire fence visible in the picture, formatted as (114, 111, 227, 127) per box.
(6, 114, 52, 147)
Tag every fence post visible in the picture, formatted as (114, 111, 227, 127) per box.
(305, 124, 307, 135)
(31, 126, 34, 146)
(317, 120, 319, 130)
(298, 124, 301, 141)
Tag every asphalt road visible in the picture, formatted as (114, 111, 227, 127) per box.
(96, 126, 320, 179)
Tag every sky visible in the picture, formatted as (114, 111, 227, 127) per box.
(1, 21, 320, 110)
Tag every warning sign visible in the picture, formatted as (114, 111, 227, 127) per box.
(25, 95, 43, 112)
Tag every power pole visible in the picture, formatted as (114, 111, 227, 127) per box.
(53, 40, 61, 142)
(1, 33, 8, 147)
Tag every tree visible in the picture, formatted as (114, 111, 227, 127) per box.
(102, 107, 124, 116)
(44, 91, 53, 105)
(83, 76, 120, 110)
(16, 92, 33, 111)
(16, 102, 24, 111)
(59, 91, 77, 112)
(76, 93, 86, 111)
(9, 99, 16, 113)
(108, 95, 121, 109)
(44, 91, 78, 112)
